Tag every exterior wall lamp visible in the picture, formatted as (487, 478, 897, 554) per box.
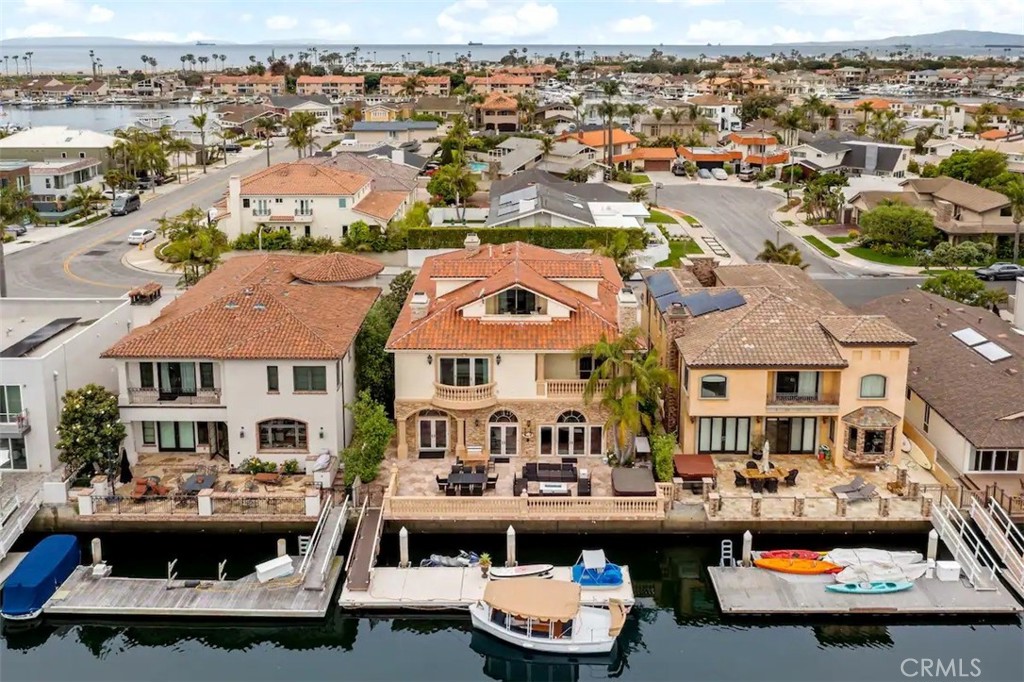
(427, 354, 433, 365)
(239, 426, 245, 438)
(496, 354, 502, 365)
(319, 427, 325, 439)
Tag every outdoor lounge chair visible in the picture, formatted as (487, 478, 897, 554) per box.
(513, 475, 526, 497)
(745, 461, 757, 470)
(784, 469, 799, 486)
(734, 470, 747, 487)
(830, 476, 866, 496)
(846, 484, 877, 502)
(445, 485, 457, 496)
(486, 474, 498, 490)
(578, 477, 592, 497)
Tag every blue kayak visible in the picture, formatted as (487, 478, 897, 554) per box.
(825, 581, 913, 594)
(1, 535, 80, 620)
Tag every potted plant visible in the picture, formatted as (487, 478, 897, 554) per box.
(479, 553, 492, 578)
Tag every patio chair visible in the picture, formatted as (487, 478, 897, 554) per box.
(734, 470, 747, 487)
(830, 476, 866, 496)
(475, 465, 485, 475)
(470, 483, 483, 497)
(784, 469, 799, 486)
(745, 460, 757, 470)
(486, 474, 498, 490)
(445, 485, 457, 497)
(436, 474, 448, 492)
(513, 475, 526, 497)
(847, 484, 877, 502)
(578, 477, 592, 497)
(750, 478, 764, 494)
(764, 477, 779, 494)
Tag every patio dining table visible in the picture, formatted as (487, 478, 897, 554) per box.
(447, 471, 487, 488)
(181, 473, 218, 494)
(744, 467, 786, 480)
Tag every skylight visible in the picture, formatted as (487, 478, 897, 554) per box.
(952, 328, 986, 347)
(973, 342, 1012, 363)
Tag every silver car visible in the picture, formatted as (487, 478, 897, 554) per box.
(127, 228, 157, 245)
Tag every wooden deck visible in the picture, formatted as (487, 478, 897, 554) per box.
(44, 559, 344, 619)
(345, 506, 382, 592)
(707, 567, 1023, 615)
(338, 565, 635, 611)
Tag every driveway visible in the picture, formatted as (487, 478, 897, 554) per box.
(3, 145, 297, 298)
(656, 184, 851, 276)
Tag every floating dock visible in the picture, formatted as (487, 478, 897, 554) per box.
(707, 567, 1023, 616)
(338, 565, 635, 611)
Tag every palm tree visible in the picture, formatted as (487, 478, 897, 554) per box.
(253, 115, 278, 167)
(628, 186, 648, 203)
(569, 93, 585, 134)
(12, 55, 19, 76)
(651, 107, 664, 136)
(854, 100, 874, 127)
(141, 54, 149, 72)
(189, 112, 209, 174)
(514, 94, 537, 131)
(756, 240, 809, 269)
(164, 137, 194, 182)
(88, 49, 95, 78)
(198, 56, 209, 71)
(539, 135, 555, 156)
(936, 99, 956, 128)
(564, 167, 590, 183)
(218, 54, 226, 69)
(587, 230, 637, 278)
(1004, 180, 1024, 263)
(599, 80, 622, 169)
(402, 75, 424, 97)
(68, 185, 103, 217)
(23, 51, 33, 75)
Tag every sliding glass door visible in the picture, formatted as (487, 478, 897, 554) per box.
(764, 417, 817, 454)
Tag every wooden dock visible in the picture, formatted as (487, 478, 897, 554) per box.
(338, 565, 635, 611)
(707, 567, 1023, 616)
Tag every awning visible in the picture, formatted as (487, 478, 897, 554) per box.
(483, 578, 580, 621)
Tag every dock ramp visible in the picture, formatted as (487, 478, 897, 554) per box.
(344, 498, 384, 592)
(298, 495, 350, 591)
(930, 494, 1000, 591)
(969, 497, 1024, 598)
(0, 493, 41, 561)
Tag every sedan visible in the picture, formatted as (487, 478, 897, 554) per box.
(127, 228, 157, 245)
(697, 168, 713, 180)
(255, 140, 274, 149)
(711, 168, 729, 181)
(974, 262, 1024, 281)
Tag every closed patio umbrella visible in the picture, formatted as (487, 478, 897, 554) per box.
(118, 448, 133, 484)
(761, 441, 770, 474)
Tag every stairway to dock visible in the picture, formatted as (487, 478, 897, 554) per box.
(344, 499, 384, 592)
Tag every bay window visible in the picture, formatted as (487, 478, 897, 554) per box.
(258, 419, 308, 451)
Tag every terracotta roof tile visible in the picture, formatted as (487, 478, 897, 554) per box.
(297, 75, 364, 84)
(561, 129, 639, 148)
(353, 190, 408, 221)
(240, 162, 370, 196)
(819, 315, 916, 345)
(292, 253, 383, 283)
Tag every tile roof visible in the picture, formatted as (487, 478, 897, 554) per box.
(930, 177, 1009, 213)
(353, 190, 408, 221)
(818, 316, 916, 346)
(858, 289, 1024, 448)
(292, 252, 383, 283)
(240, 162, 370, 196)
(678, 147, 743, 163)
(103, 254, 380, 360)
(728, 132, 779, 145)
(213, 75, 284, 85)
(467, 74, 534, 86)
(381, 75, 450, 85)
(475, 92, 519, 111)
(297, 75, 364, 84)
(622, 147, 678, 161)
(386, 242, 624, 351)
(304, 152, 418, 191)
(561, 129, 640, 148)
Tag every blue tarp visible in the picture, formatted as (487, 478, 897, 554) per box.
(1, 535, 79, 617)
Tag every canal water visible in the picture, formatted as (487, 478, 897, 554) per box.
(1, 531, 1022, 682)
(1, 105, 198, 133)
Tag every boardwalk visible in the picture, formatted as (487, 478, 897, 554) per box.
(707, 567, 1023, 615)
(345, 506, 382, 592)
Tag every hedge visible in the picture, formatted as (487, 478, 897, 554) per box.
(406, 226, 647, 250)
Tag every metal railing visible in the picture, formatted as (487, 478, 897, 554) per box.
(767, 391, 838, 405)
(345, 497, 370, 573)
(127, 387, 222, 405)
(298, 492, 333, 576)
(931, 494, 1000, 590)
(318, 497, 349, 587)
(91, 494, 200, 515)
(0, 409, 30, 434)
(969, 497, 1024, 597)
(366, 501, 387, 582)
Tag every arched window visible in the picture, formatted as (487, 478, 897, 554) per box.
(557, 410, 587, 423)
(489, 410, 518, 423)
(258, 419, 308, 450)
(859, 374, 887, 399)
(700, 375, 728, 398)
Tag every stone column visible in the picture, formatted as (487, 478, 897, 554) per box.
(835, 492, 848, 517)
(701, 477, 713, 503)
(304, 487, 320, 517)
(920, 493, 934, 518)
(198, 489, 214, 516)
(896, 466, 909, 490)
(751, 492, 762, 518)
(535, 354, 546, 396)
(793, 493, 805, 518)
(78, 489, 95, 516)
(879, 496, 890, 518)
(455, 417, 467, 459)
(707, 492, 720, 518)
(396, 416, 408, 460)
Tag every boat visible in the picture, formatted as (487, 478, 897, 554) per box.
(469, 629, 624, 678)
(753, 558, 842, 575)
(824, 548, 923, 567)
(196, 41, 216, 46)
(757, 550, 823, 560)
(825, 581, 914, 595)
(489, 564, 554, 580)
(1, 535, 80, 620)
(571, 550, 623, 589)
(468, 41, 483, 46)
(469, 578, 626, 654)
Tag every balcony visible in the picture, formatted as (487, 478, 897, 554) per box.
(127, 387, 222, 405)
(766, 391, 839, 413)
(266, 212, 313, 223)
(0, 409, 30, 436)
(431, 382, 497, 410)
(542, 379, 609, 399)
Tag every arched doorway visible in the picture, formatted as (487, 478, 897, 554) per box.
(417, 409, 450, 459)
(488, 409, 519, 458)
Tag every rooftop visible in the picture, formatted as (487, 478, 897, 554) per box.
(0, 125, 117, 149)
(0, 299, 126, 359)
(239, 162, 370, 196)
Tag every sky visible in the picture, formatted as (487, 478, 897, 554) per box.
(0, 0, 1019, 45)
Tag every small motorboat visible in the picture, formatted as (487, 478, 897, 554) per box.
(571, 550, 624, 589)
(754, 558, 842, 575)
(470, 578, 626, 654)
(757, 550, 823, 560)
(489, 564, 554, 580)
(825, 581, 913, 595)
(1, 535, 80, 620)
(419, 550, 480, 568)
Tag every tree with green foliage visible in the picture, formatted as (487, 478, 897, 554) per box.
(564, 167, 591, 183)
(426, 155, 478, 219)
(801, 172, 847, 223)
(1002, 179, 1024, 262)
(343, 220, 375, 252)
(921, 271, 1009, 309)
(628, 186, 649, 203)
(739, 93, 784, 123)
(188, 111, 210, 174)
(756, 240, 809, 269)
(587, 230, 638, 278)
(859, 202, 936, 251)
(651, 432, 676, 483)
(355, 270, 415, 412)
(56, 384, 126, 484)
(938, 149, 1007, 186)
(68, 185, 103, 218)
(157, 206, 229, 287)
(0, 185, 36, 296)
(342, 391, 395, 485)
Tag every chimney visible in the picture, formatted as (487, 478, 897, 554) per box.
(617, 288, 639, 333)
(1014, 276, 1024, 331)
(391, 148, 404, 165)
(410, 292, 430, 320)
(464, 232, 481, 254)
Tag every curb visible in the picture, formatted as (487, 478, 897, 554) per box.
(120, 241, 175, 276)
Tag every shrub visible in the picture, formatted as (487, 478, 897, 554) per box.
(651, 432, 676, 483)
(343, 391, 395, 485)
(920, 163, 940, 178)
(848, 229, 860, 240)
(907, 159, 920, 174)
(406, 226, 646, 250)
(859, 203, 937, 250)
(615, 169, 633, 184)
(239, 457, 278, 474)
(292, 235, 337, 253)
(922, 241, 994, 268)
(233, 228, 293, 251)
(282, 459, 301, 475)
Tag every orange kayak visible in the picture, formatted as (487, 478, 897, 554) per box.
(754, 557, 842, 575)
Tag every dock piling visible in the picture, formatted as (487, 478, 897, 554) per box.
(90, 538, 102, 565)
(506, 525, 517, 567)
(399, 527, 410, 568)
(741, 530, 752, 567)
(277, 538, 287, 557)
(927, 528, 939, 561)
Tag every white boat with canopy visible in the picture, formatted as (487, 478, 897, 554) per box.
(469, 578, 626, 654)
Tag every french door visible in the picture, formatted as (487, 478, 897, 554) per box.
(418, 416, 448, 453)
(489, 424, 518, 457)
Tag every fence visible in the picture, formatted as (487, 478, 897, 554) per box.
(84, 493, 306, 517)
(385, 494, 667, 521)
(705, 490, 935, 521)
(91, 494, 199, 516)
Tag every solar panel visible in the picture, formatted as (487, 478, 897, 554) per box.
(952, 328, 987, 347)
(682, 291, 718, 317)
(973, 342, 1012, 363)
(1, 318, 81, 358)
(645, 271, 677, 298)
(712, 289, 746, 312)
(655, 291, 686, 313)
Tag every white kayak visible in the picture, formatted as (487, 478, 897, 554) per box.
(835, 562, 930, 584)
(488, 564, 554, 579)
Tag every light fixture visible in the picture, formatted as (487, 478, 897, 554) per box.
(319, 427, 325, 439)
(496, 354, 502, 365)
(239, 426, 245, 438)
(427, 354, 433, 365)
(474, 418, 480, 427)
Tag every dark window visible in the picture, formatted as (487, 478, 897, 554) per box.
(700, 375, 727, 398)
(439, 358, 489, 386)
(923, 404, 931, 433)
(972, 449, 1021, 472)
(293, 366, 327, 391)
(267, 366, 279, 392)
(139, 362, 155, 389)
(141, 421, 156, 445)
(578, 357, 600, 380)
(157, 421, 196, 452)
(557, 410, 586, 423)
(258, 419, 308, 450)
(848, 426, 858, 448)
(863, 430, 887, 454)
(539, 426, 553, 455)
(199, 362, 215, 389)
(496, 288, 538, 315)
(196, 422, 210, 445)
(242, 198, 250, 208)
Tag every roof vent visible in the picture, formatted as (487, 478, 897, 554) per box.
(243, 287, 254, 296)
(410, 291, 430, 320)
(225, 302, 239, 309)
(464, 232, 481, 254)
(253, 303, 266, 311)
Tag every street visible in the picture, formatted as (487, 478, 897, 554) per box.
(3, 144, 296, 298)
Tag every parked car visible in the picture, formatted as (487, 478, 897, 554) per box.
(711, 168, 729, 181)
(671, 164, 687, 177)
(127, 228, 157, 245)
(697, 168, 713, 180)
(224, 142, 242, 153)
(255, 140, 274, 149)
(738, 169, 755, 182)
(5, 224, 28, 237)
(110, 193, 141, 216)
(974, 262, 1024, 281)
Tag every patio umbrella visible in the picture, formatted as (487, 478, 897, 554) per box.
(761, 441, 770, 474)
(118, 448, 133, 484)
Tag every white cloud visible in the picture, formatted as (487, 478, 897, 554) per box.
(85, 4, 113, 23)
(265, 15, 298, 31)
(403, 27, 427, 40)
(678, 19, 856, 44)
(436, 1, 559, 43)
(4, 21, 84, 38)
(310, 19, 352, 39)
(20, 0, 113, 24)
(611, 15, 654, 34)
(123, 30, 213, 43)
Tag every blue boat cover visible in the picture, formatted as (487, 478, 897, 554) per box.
(1, 535, 80, 617)
(571, 551, 624, 587)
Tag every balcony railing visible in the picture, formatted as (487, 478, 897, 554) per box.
(431, 382, 497, 409)
(543, 379, 609, 398)
(127, 387, 222, 405)
(767, 391, 839, 411)
(0, 409, 30, 436)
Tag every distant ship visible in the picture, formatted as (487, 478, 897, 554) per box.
(196, 41, 216, 46)
(468, 41, 482, 46)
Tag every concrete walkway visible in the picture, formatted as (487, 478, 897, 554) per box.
(653, 206, 746, 265)
(121, 240, 176, 275)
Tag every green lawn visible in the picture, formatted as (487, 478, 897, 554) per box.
(630, 173, 651, 184)
(803, 235, 840, 258)
(828, 236, 852, 244)
(647, 209, 675, 224)
(682, 214, 700, 225)
(845, 246, 918, 267)
(656, 226, 702, 266)
(780, 219, 795, 227)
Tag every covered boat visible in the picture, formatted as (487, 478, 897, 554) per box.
(1, 535, 80, 620)
(571, 550, 623, 589)
(753, 557, 842, 575)
(469, 578, 626, 654)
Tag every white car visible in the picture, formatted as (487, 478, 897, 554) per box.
(711, 168, 729, 181)
(255, 140, 274, 149)
(127, 228, 157, 245)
